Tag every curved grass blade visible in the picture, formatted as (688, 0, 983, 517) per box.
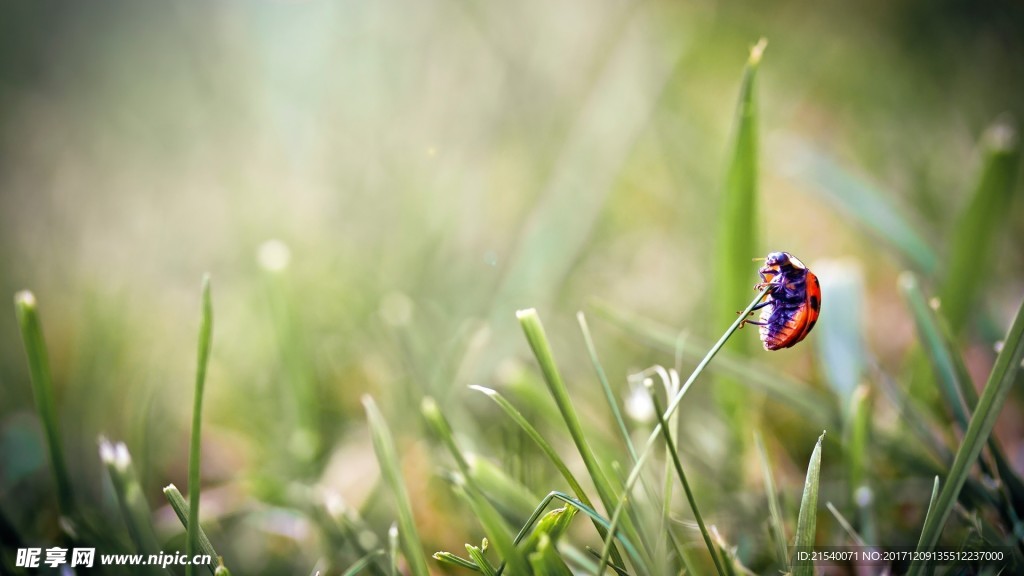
(754, 431, 789, 567)
(14, 291, 75, 521)
(596, 289, 770, 574)
(648, 383, 726, 576)
(792, 432, 825, 576)
(517, 309, 641, 568)
(591, 300, 839, 427)
(187, 275, 214, 576)
(813, 260, 867, 407)
(908, 294, 1024, 576)
(362, 396, 430, 576)
(940, 120, 1020, 333)
(471, 385, 623, 561)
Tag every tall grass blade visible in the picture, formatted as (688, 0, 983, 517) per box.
(940, 119, 1020, 333)
(592, 300, 839, 427)
(900, 273, 971, 431)
(13, 291, 75, 521)
(754, 431, 789, 567)
(648, 383, 726, 576)
(516, 309, 639, 567)
(908, 294, 1024, 576)
(578, 312, 637, 463)
(596, 289, 770, 574)
(186, 275, 214, 576)
(362, 396, 430, 576)
(713, 38, 766, 466)
(792, 432, 825, 576)
(783, 143, 938, 273)
(714, 39, 764, 343)
(846, 385, 876, 544)
(471, 385, 622, 558)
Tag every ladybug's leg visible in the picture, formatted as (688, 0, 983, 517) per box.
(739, 319, 768, 329)
(736, 300, 772, 316)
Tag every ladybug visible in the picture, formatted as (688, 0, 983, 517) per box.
(741, 251, 821, 350)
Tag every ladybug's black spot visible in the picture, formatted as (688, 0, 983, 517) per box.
(810, 295, 820, 311)
(807, 319, 817, 333)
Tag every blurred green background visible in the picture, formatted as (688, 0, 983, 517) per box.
(2, 1, 1023, 574)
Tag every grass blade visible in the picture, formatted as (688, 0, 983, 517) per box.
(362, 396, 430, 576)
(901, 273, 971, 431)
(754, 431, 789, 567)
(783, 143, 938, 273)
(939, 119, 1020, 333)
(516, 308, 639, 568)
(13, 291, 75, 521)
(792, 431, 825, 576)
(908, 294, 1024, 575)
(162, 484, 219, 574)
(909, 293, 1024, 569)
(527, 534, 574, 576)
(592, 300, 839, 427)
(596, 289, 770, 574)
(99, 438, 162, 557)
(714, 38, 765, 347)
(578, 312, 637, 464)
(465, 543, 498, 576)
(187, 275, 214, 576)
(648, 381, 726, 576)
(453, 479, 531, 576)
(713, 39, 765, 474)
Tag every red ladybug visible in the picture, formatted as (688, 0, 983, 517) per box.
(742, 251, 821, 350)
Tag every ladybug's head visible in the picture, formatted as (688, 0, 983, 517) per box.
(764, 251, 806, 270)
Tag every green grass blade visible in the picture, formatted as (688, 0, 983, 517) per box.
(465, 543, 498, 576)
(516, 308, 639, 568)
(388, 523, 399, 576)
(754, 431, 789, 567)
(648, 382, 725, 576)
(162, 484, 219, 574)
(596, 289, 770, 574)
(471, 385, 626, 560)
(939, 119, 1020, 333)
(784, 143, 938, 273)
(908, 294, 1024, 576)
(99, 437, 162, 557)
(577, 312, 637, 464)
(592, 300, 839, 427)
(714, 38, 765, 345)
(13, 290, 75, 520)
(187, 275, 214, 576)
(900, 273, 971, 431)
(792, 431, 825, 576)
(846, 385, 876, 544)
(713, 39, 765, 474)
(362, 396, 430, 576)
(528, 534, 574, 576)
(453, 479, 532, 576)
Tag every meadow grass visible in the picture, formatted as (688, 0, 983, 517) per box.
(4, 31, 1024, 576)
